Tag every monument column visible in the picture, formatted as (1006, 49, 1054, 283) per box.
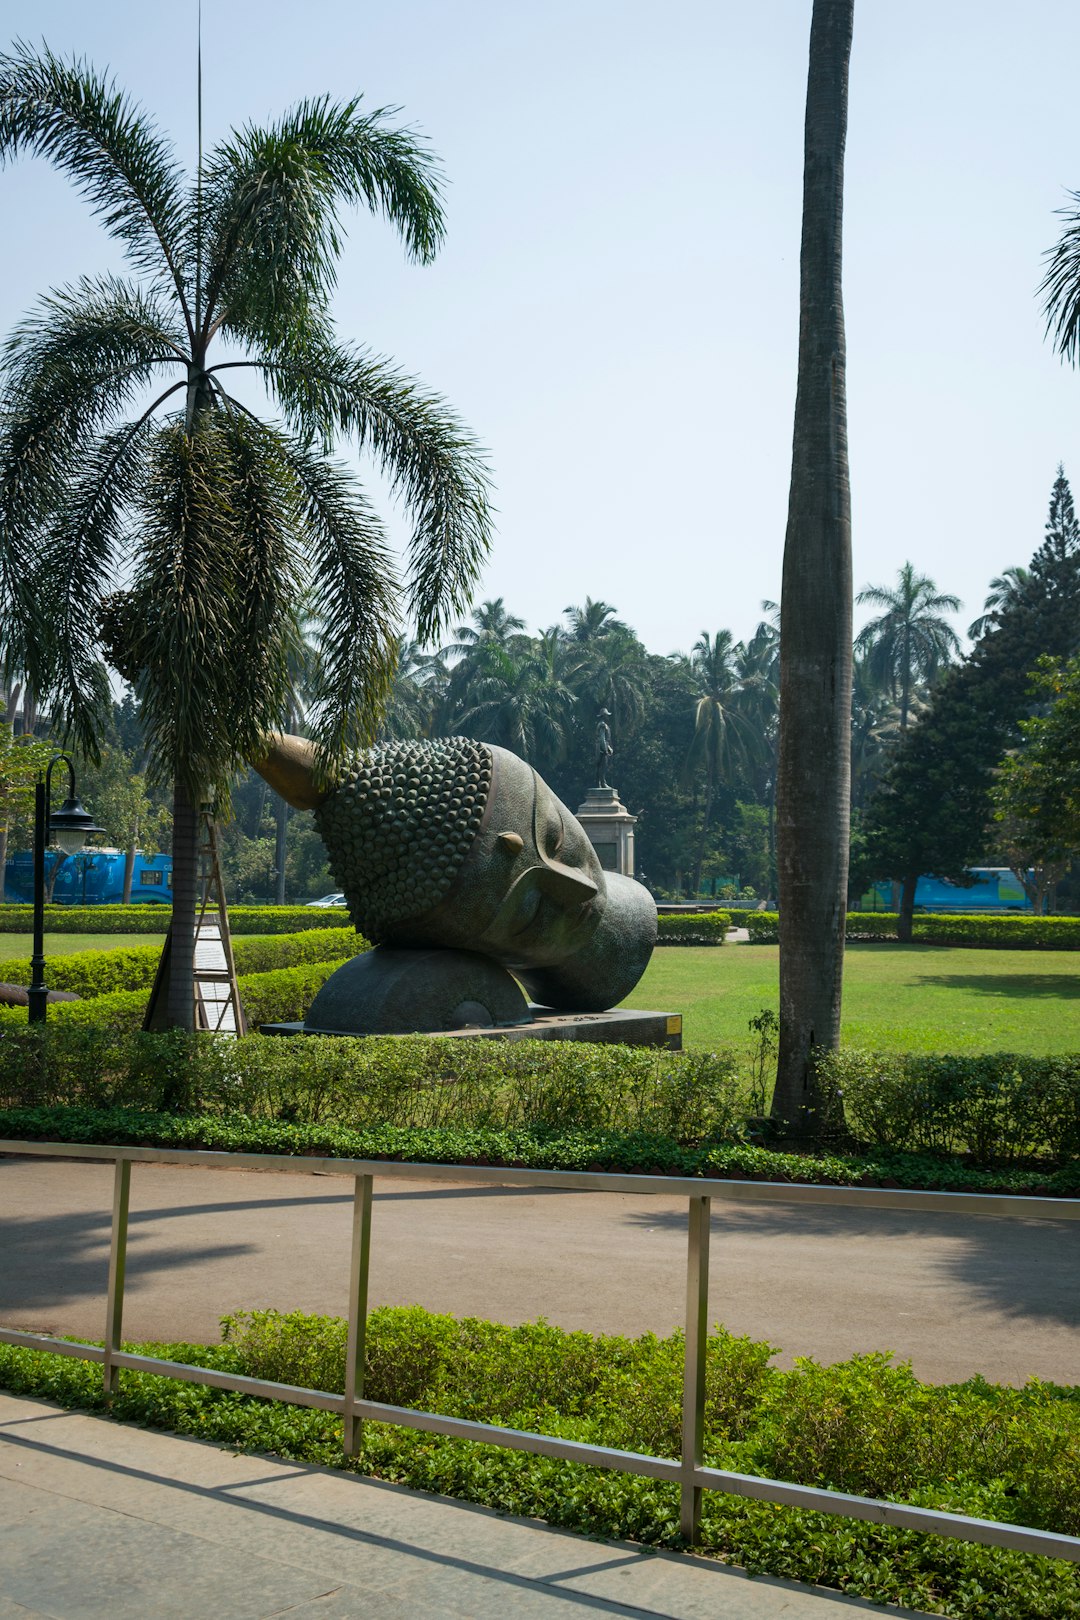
(576, 707, 637, 876)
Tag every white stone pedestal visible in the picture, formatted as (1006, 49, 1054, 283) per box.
(574, 786, 636, 876)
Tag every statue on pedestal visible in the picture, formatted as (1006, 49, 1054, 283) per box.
(594, 708, 613, 789)
(252, 734, 656, 1035)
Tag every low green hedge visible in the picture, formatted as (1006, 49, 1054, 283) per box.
(655, 910, 730, 945)
(0, 1029, 746, 1140)
(0, 957, 348, 1034)
(746, 911, 1080, 947)
(1, 1309, 1078, 1618)
(1, 1104, 1077, 1194)
(0, 927, 365, 1002)
(822, 1050, 1080, 1164)
(0, 904, 350, 934)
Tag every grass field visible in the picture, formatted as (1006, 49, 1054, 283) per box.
(625, 943, 1080, 1054)
(2, 934, 1076, 1054)
(0, 934, 155, 961)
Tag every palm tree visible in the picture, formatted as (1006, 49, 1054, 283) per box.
(967, 566, 1030, 641)
(855, 563, 961, 731)
(773, 0, 855, 1134)
(379, 635, 446, 740)
(454, 634, 574, 768)
(562, 605, 648, 737)
(0, 45, 491, 1026)
(683, 630, 759, 893)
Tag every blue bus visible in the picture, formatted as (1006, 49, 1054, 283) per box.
(3, 848, 173, 905)
(864, 868, 1033, 913)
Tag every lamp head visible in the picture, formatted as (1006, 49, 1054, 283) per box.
(49, 795, 106, 856)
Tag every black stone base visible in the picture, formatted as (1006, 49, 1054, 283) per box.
(260, 1007, 682, 1050)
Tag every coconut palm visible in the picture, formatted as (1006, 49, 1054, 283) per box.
(967, 566, 1030, 641)
(774, 0, 855, 1133)
(683, 630, 760, 893)
(0, 44, 491, 1026)
(453, 633, 574, 768)
(855, 563, 961, 731)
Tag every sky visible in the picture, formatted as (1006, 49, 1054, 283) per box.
(3, 0, 1080, 658)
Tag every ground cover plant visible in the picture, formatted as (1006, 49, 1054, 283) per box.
(626, 944, 1080, 1055)
(1, 1308, 1077, 1618)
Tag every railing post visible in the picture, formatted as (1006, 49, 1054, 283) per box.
(343, 1174, 374, 1455)
(681, 1193, 711, 1543)
(102, 1158, 131, 1397)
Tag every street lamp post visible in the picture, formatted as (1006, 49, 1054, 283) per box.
(28, 754, 106, 1025)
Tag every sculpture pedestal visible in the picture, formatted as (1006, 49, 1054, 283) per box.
(574, 786, 636, 876)
(261, 1007, 682, 1050)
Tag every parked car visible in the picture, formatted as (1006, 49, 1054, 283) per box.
(305, 892, 347, 908)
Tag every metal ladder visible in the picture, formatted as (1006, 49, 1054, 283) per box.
(143, 810, 246, 1035)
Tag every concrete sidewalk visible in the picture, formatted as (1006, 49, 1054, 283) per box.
(0, 1393, 928, 1619)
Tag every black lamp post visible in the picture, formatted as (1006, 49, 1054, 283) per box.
(28, 754, 106, 1024)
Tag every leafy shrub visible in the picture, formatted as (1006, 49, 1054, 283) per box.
(655, 911, 729, 945)
(0, 927, 365, 1004)
(747, 911, 1080, 948)
(0, 904, 351, 935)
(822, 1050, 1080, 1163)
(0, 1027, 746, 1138)
(0, 957, 349, 1035)
(3, 1311, 1078, 1617)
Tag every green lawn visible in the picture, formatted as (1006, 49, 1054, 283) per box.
(0, 934, 155, 962)
(625, 943, 1080, 1054)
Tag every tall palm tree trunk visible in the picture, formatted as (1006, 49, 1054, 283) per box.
(167, 776, 200, 1029)
(773, 0, 855, 1135)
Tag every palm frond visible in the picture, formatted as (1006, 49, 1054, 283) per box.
(198, 96, 445, 347)
(0, 42, 190, 320)
(280, 437, 399, 769)
(0, 277, 184, 541)
(35, 415, 157, 750)
(216, 339, 491, 639)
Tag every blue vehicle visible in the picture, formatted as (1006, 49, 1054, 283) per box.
(864, 868, 1033, 913)
(3, 848, 173, 905)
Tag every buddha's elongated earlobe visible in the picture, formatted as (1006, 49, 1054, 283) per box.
(249, 733, 328, 810)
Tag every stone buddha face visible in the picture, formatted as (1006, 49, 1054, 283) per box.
(252, 735, 655, 1011)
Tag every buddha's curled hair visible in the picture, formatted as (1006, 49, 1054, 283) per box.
(315, 737, 493, 942)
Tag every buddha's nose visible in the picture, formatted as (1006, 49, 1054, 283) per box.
(536, 862, 599, 909)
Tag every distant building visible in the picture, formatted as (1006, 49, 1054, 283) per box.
(3, 849, 172, 905)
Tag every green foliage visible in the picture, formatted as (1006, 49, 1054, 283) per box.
(1, 1311, 1078, 1617)
(992, 654, 1080, 905)
(0, 904, 350, 934)
(655, 910, 730, 945)
(0, 957, 349, 1033)
(0, 1030, 746, 1140)
(0, 927, 363, 999)
(822, 1050, 1080, 1164)
(746, 911, 1080, 948)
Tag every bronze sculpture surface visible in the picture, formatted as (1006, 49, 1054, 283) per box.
(253, 734, 657, 1032)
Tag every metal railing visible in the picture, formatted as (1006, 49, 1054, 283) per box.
(1, 1137, 1079, 1562)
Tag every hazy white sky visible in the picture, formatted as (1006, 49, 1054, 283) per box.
(3, 0, 1080, 656)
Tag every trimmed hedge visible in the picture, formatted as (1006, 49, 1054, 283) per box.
(0, 1029, 746, 1140)
(822, 1050, 1080, 1164)
(0, 927, 365, 1002)
(2, 1103, 1078, 1194)
(655, 910, 730, 945)
(0, 904, 350, 934)
(746, 911, 1080, 948)
(1, 1310, 1079, 1618)
(0, 957, 348, 1033)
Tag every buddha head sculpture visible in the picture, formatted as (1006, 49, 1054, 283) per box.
(252, 734, 656, 1012)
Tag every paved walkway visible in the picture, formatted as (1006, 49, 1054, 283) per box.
(0, 1393, 927, 1618)
(3, 1157, 1079, 1384)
